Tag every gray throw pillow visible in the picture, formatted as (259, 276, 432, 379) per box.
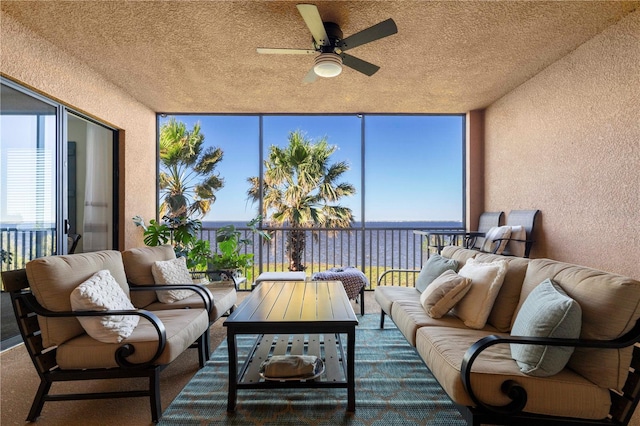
(510, 278, 582, 377)
(415, 254, 459, 293)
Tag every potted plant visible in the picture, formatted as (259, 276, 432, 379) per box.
(208, 216, 270, 281)
(133, 214, 211, 271)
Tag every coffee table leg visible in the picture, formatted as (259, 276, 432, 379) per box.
(227, 331, 237, 412)
(347, 328, 356, 412)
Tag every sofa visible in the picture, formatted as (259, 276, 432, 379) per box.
(3, 245, 237, 423)
(375, 245, 640, 425)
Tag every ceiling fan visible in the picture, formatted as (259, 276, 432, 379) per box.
(257, 4, 398, 83)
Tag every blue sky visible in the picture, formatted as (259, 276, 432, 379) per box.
(159, 114, 464, 223)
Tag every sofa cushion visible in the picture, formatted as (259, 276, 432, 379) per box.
(475, 252, 529, 332)
(122, 245, 176, 307)
(440, 246, 477, 268)
(26, 250, 129, 347)
(151, 257, 195, 303)
(419, 270, 471, 318)
(70, 269, 140, 343)
(481, 226, 512, 254)
(415, 254, 459, 293)
(452, 258, 508, 329)
(56, 307, 209, 369)
(516, 259, 640, 391)
(510, 279, 582, 377)
(392, 298, 498, 346)
(145, 281, 237, 323)
(415, 326, 611, 420)
(374, 285, 420, 316)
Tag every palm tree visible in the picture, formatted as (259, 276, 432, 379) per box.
(159, 118, 224, 218)
(247, 130, 355, 271)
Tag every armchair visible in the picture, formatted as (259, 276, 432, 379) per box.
(1, 249, 212, 423)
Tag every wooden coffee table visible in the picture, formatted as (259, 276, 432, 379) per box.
(223, 280, 359, 412)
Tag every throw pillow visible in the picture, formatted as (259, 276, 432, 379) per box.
(452, 258, 508, 329)
(419, 270, 472, 318)
(415, 254, 459, 293)
(510, 278, 582, 377)
(482, 226, 512, 254)
(151, 257, 195, 303)
(70, 269, 139, 343)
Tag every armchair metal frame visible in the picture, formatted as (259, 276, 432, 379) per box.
(2, 269, 213, 423)
(458, 320, 640, 425)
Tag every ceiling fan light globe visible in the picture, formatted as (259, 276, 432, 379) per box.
(314, 53, 343, 78)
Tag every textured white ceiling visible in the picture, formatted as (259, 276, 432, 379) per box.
(2, 1, 638, 113)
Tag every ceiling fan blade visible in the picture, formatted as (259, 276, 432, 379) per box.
(303, 67, 318, 83)
(297, 4, 330, 47)
(257, 48, 316, 55)
(341, 53, 380, 76)
(340, 18, 398, 51)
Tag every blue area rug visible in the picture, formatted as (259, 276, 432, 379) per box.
(160, 314, 466, 425)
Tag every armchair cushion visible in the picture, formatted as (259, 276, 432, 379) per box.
(510, 278, 582, 377)
(70, 269, 139, 343)
(122, 245, 176, 307)
(452, 258, 508, 329)
(481, 226, 512, 254)
(419, 270, 471, 318)
(415, 254, 459, 293)
(26, 250, 129, 347)
(151, 257, 195, 303)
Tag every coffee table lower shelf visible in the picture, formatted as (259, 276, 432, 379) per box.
(230, 333, 351, 407)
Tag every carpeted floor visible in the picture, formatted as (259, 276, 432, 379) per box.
(159, 314, 465, 425)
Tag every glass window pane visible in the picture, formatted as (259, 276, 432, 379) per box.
(1, 83, 57, 267)
(364, 115, 464, 227)
(263, 115, 362, 222)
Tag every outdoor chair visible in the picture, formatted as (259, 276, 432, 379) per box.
(464, 211, 504, 250)
(1, 251, 212, 423)
(487, 209, 540, 258)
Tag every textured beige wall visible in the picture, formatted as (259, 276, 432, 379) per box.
(466, 110, 485, 231)
(1, 12, 156, 250)
(484, 10, 640, 278)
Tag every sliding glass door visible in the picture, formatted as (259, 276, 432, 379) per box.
(1, 78, 117, 348)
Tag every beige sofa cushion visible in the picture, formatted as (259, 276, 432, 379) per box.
(374, 286, 420, 316)
(415, 326, 611, 420)
(392, 298, 498, 346)
(26, 250, 129, 347)
(440, 246, 477, 267)
(419, 270, 471, 318)
(475, 252, 529, 332)
(515, 259, 640, 391)
(122, 245, 176, 307)
(56, 307, 209, 369)
(145, 281, 237, 323)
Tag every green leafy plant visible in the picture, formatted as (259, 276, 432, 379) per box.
(209, 216, 271, 272)
(1, 249, 12, 265)
(133, 214, 210, 271)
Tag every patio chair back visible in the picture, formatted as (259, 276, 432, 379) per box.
(468, 211, 504, 250)
(502, 209, 540, 258)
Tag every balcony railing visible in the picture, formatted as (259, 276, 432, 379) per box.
(1, 225, 465, 291)
(202, 225, 464, 291)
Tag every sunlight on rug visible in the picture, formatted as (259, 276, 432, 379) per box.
(159, 315, 466, 425)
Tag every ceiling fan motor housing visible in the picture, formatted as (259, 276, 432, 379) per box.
(318, 22, 343, 52)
